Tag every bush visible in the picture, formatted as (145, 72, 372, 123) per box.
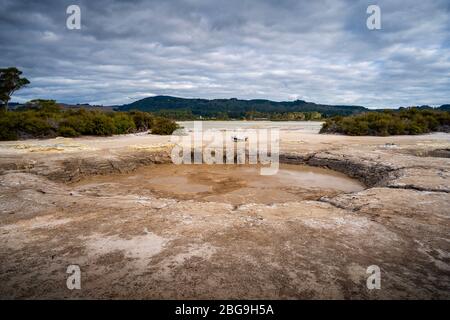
(20, 114, 54, 137)
(112, 113, 136, 134)
(150, 117, 179, 135)
(90, 112, 115, 136)
(320, 108, 450, 136)
(59, 115, 94, 135)
(130, 110, 154, 131)
(0, 113, 19, 140)
(57, 126, 79, 137)
(0, 101, 177, 140)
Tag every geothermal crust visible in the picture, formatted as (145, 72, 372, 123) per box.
(0, 132, 449, 299)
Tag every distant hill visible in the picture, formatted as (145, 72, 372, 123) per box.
(117, 95, 368, 118)
(10, 97, 449, 118)
(410, 104, 450, 111)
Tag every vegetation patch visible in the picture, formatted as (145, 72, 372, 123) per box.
(320, 108, 450, 136)
(0, 100, 179, 141)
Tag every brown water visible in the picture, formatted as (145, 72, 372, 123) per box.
(72, 164, 365, 205)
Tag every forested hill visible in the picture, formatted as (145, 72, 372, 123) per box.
(117, 95, 368, 118)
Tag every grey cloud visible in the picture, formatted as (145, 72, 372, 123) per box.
(0, 0, 449, 107)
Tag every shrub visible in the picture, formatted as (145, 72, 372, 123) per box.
(57, 126, 79, 137)
(60, 115, 93, 135)
(0, 113, 19, 140)
(320, 108, 450, 136)
(130, 110, 154, 131)
(112, 113, 136, 134)
(20, 113, 54, 137)
(0, 102, 182, 140)
(90, 112, 115, 136)
(150, 117, 179, 135)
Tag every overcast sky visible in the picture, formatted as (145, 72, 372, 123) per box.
(1, 0, 449, 108)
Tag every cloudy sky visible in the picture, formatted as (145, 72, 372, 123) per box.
(1, 0, 449, 108)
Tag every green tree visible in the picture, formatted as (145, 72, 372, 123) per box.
(0, 67, 30, 111)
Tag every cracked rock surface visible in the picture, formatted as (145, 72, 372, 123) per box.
(0, 132, 449, 299)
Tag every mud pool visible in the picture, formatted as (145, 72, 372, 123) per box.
(71, 164, 365, 205)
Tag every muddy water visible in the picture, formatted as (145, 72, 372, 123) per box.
(72, 164, 365, 205)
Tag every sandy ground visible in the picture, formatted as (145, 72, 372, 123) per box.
(0, 124, 449, 299)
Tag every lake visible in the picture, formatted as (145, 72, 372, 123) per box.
(177, 121, 324, 134)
